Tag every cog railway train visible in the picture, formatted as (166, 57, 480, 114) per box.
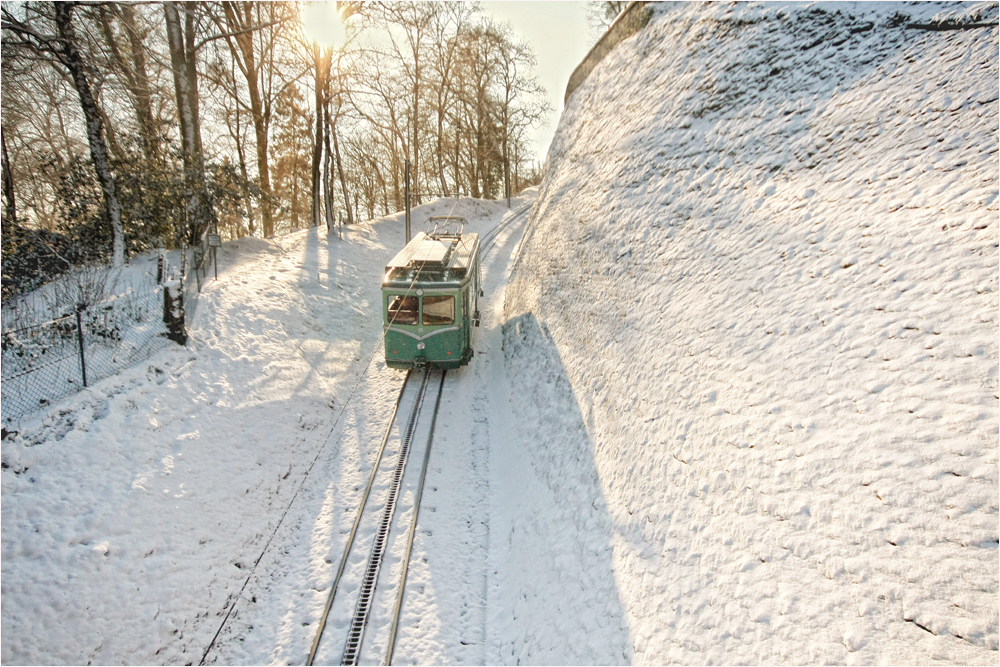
(381, 217, 481, 369)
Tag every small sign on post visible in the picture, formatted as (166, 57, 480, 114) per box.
(207, 234, 221, 281)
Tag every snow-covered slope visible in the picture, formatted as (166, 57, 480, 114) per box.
(0, 195, 529, 665)
(502, 2, 998, 664)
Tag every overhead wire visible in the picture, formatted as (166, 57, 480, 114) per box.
(200, 227, 431, 665)
(201, 196, 496, 664)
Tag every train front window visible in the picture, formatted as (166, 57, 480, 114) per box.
(422, 295, 455, 325)
(388, 295, 418, 325)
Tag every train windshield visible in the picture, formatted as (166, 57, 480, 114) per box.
(388, 295, 418, 325)
(422, 295, 455, 325)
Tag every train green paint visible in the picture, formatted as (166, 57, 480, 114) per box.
(382, 222, 481, 370)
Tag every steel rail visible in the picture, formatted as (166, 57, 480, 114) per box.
(341, 369, 432, 665)
(481, 202, 533, 257)
(307, 368, 416, 666)
(482, 202, 532, 248)
(385, 369, 447, 665)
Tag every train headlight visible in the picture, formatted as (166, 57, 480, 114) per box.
(417, 342, 426, 350)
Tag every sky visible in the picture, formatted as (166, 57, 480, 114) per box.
(479, 2, 594, 163)
(301, 1, 595, 164)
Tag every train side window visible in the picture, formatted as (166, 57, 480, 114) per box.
(388, 295, 418, 325)
(422, 295, 455, 325)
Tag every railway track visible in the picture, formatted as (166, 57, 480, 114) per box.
(481, 202, 533, 257)
(308, 367, 447, 666)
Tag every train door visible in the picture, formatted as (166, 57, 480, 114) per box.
(472, 257, 481, 327)
(462, 287, 471, 345)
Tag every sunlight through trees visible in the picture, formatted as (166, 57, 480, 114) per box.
(1, 1, 551, 296)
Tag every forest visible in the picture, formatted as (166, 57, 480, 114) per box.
(0, 1, 553, 297)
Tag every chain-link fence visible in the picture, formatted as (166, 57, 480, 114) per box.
(184, 228, 216, 324)
(2, 288, 173, 423)
(3, 228, 225, 423)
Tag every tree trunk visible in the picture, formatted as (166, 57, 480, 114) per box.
(329, 107, 352, 225)
(514, 142, 521, 194)
(54, 3, 125, 267)
(183, 6, 204, 162)
(412, 60, 420, 205)
(453, 128, 461, 196)
(119, 5, 158, 161)
(222, 1, 273, 238)
(503, 136, 511, 206)
(96, 5, 158, 162)
(310, 44, 328, 227)
(225, 55, 255, 236)
(472, 123, 483, 199)
(246, 45, 273, 237)
(391, 147, 401, 212)
(95, 98, 125, 161)
(234, 122, 255, 237)
(437, 112, 449, 197)
(323, 122, 334, 231)
(2, 127, 16, 226)
(382, 177, 389, 216)
(164, 2, 211, 245)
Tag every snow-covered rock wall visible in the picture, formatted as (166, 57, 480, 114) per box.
(502, 2, 998, 664)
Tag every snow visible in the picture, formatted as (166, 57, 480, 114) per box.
(500, 2, 997, 665)
(2, 2, 997, 665)
(409, 238, 452, 264)
(1, 195, 530, 665)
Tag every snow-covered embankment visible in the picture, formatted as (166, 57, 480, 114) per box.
(499, 3, 998, 664)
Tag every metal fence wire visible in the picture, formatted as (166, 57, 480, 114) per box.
(2, 228, 219, 423)
(185, 231, 214, 323)
(2, 288, 173, 423)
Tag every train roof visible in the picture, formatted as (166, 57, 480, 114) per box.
(383, 231, 479, 288)
(386, 231, 479, 272)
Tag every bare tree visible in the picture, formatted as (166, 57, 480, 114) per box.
(1, 63, 84, 232)
(587, 1, 629, 39)
(204, 37, 257, 236)
(2, 2, 126, 266)
(94, 4, 160, 163)
(455, 21, 502, 198)
(1, 0, 552, 293)
(310, 43, 331, 227)
(427, 4, 476, 197)
(347, 47, 410, 211)
(2, 127, 16, 226)
(213, 2, 307, 238)
(270, 84, 311, 232)
(370, 3, 443, 203)
(164, 1, 216, 245)
(493, 24, 550, 205)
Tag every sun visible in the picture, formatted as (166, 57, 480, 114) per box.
(300, 1, 347, 48)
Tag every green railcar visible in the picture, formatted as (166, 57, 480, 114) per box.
(382, 218, 481, 370)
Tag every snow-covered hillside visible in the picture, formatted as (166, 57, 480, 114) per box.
(2, 3, 997, 666)
(502, 2, 998, 665)
(0, 196, 534, 665)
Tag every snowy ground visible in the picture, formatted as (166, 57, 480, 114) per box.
(501, 1, 998, 665)
(3, 2, 998, 666)
(1, 194, 534, 665)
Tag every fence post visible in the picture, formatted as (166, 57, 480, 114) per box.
(75, 305, 88, 387)
(157, 246, 167, 283)
(163, 280, 187, 345)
